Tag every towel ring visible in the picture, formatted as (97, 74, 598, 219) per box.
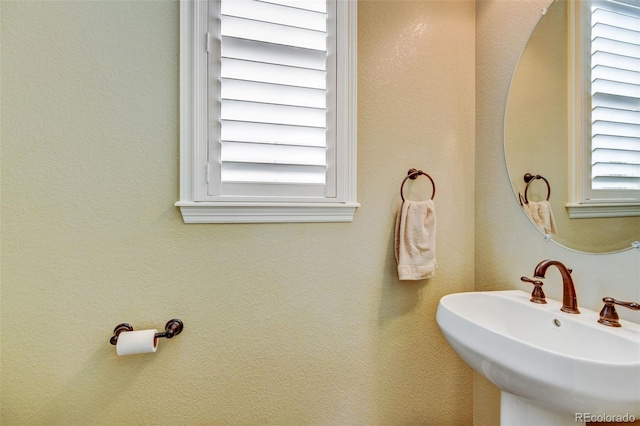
(523, 173, 550, 203)
(400, 168, 436, 202)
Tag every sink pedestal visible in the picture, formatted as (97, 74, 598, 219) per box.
(501, 392, 578, 426)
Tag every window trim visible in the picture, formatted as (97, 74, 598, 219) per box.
(176, 0, 358, 223)
(567, 0, 640, 219)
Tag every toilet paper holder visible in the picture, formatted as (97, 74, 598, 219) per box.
(109, 318, 184, 345)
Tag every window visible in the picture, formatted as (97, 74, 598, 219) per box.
(177, 0, 358, 223)
(568, 0, 640, 218)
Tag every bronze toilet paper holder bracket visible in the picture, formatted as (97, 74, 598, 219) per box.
(109, 318, 184, 345)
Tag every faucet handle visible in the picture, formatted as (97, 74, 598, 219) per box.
(521, 276, 547, 304)
(598, 297, 640, 327)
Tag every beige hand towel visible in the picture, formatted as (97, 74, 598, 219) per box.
(522, 200, 557, 236)
(394, 200, 437, 280)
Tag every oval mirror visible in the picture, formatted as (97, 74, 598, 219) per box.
(504, 0, 640, 254)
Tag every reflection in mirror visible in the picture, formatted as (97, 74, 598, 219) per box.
(519, 173, 557, 238)
(504, 0, 640, 254)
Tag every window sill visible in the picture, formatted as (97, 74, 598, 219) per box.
(566, 203, 640, 219)
(175, 201, 360, 223)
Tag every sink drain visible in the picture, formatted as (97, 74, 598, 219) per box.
(552, 319, 562, 328)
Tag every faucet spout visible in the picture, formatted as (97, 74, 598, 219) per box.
(533, 259, 580, 314)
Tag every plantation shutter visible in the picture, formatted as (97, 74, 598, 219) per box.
(209, 0, 335, 199)
(590, 2, 640, 192)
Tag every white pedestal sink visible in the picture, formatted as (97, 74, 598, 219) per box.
(436, 290, 640, 425)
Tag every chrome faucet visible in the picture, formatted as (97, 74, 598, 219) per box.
(533, 259, 580, 314)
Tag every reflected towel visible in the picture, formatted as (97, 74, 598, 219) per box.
(522, 200, 557, 236)
(394, 200, 437, 280)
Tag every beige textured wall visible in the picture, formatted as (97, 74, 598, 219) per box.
(475, 0, 640, 424)
(1, 0, 475, 424)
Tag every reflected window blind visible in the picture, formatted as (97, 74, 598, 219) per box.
(590, 2, 640, 191)
(214, 0, 333, 198)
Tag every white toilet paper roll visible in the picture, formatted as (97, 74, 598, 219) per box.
(116, 329, 158, 356)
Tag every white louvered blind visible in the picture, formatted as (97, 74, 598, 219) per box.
(210, 0, 335, 199)
(590, 2, 640, 192)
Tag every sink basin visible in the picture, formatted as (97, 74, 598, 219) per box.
(436, 290, 640, 424)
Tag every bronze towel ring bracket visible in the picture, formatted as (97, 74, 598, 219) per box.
(400, 168, 436, 202)
(522, 173, 550, 204)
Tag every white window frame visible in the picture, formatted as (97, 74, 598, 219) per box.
(176, 0, 358, 223)
(567, 0, 640, 218)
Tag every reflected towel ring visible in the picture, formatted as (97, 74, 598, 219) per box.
(523, 173, 550, 203)
(400, 168, 436, 202)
